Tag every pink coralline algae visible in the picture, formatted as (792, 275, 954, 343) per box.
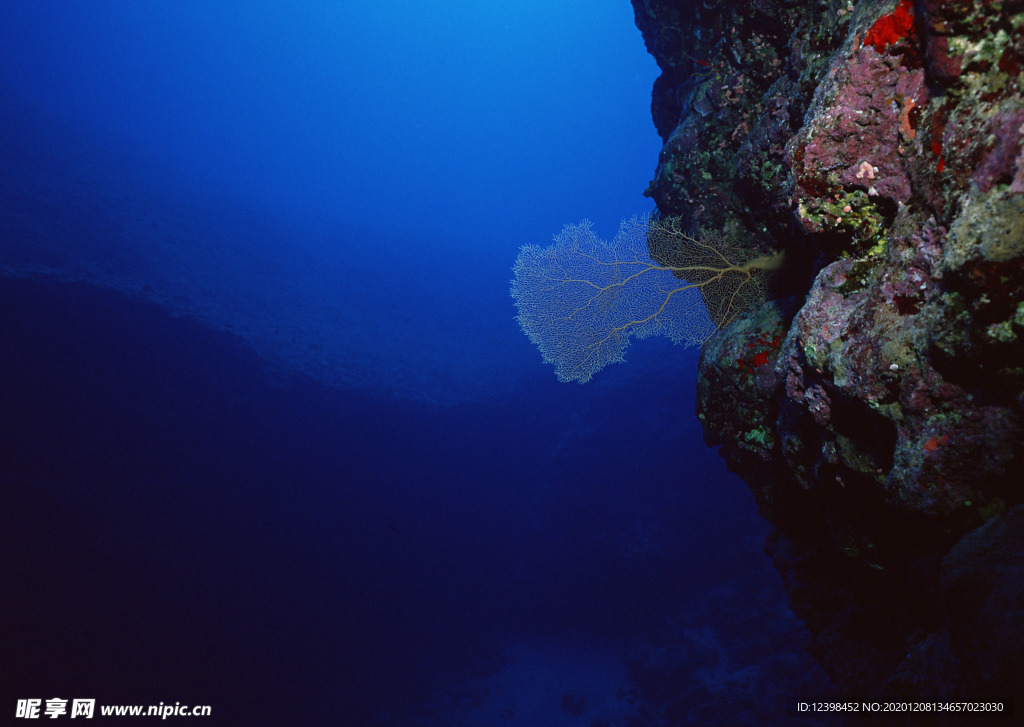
(802, 384, 832, 427)
(789, 45, 928, 228)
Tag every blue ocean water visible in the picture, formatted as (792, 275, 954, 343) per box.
(1, 2, 835, 724)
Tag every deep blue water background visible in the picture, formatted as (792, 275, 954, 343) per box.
(1, 2, 831, 724)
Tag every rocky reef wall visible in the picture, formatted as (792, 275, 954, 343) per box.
(633, 0, 1023, 709)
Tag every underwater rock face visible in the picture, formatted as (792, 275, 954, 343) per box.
(634, 0, 1023, 708)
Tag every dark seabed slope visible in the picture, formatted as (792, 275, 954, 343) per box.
(1, 275, 832, 724)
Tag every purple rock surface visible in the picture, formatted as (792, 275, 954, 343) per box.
(634, 0, 1023, 709)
